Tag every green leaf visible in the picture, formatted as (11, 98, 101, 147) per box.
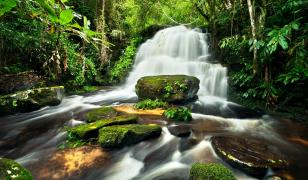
(60, 9, 74, 25)
(0, 0, 17, 17)
(35, 0, 57, 17)
(291, 22, 299, 30)
(278, 36, 288, 50)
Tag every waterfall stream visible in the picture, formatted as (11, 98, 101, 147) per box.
(83, 26, 227, 105)
(0, 26, 307, 180)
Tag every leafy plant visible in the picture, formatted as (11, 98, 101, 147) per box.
(163, 83, 174, 98)
(134, 99, 168, 110)
(58, 131, 88, 149)
(163, 81, 188, 98)
(163, 106, 192, 122)
(109, 37, 142, 83)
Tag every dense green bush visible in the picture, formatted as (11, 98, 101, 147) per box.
(0, 0, 100, 87)
(163, 106, 192, 122)
(134, 99, 168, 110)
(108, 37, 142, 83)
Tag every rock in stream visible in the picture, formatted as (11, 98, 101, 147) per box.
(211, 135, 289, 178)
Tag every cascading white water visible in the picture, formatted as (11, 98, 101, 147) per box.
(84, 25, 228, 104)
(127, 25, 227, 98)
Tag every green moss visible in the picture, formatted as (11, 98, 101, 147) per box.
(0, 158, 33, 180)
(98, 124, 162, 148)
(134, 99, 168, 110)
(86, 106, 119, 123)
(190, 163, 236, 180)
(68, 115, 138, 138)
(135, 75, 199, 102)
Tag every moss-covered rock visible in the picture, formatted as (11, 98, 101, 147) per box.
(86, 106, 119, 123)
(0, 158, 33, 180)
(98, 124, 162, 148)
(68, 115, 138, 139)
(211, 136, 289, 178)
(135, 75, 199, 103)
(0, 86, 64, 116)
(189, 163, 236, 180)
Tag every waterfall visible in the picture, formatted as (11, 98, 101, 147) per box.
(84, 25, 228, 104)
(127, 26, 227, 97)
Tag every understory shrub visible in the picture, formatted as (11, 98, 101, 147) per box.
(134, 99, 168, 110)
(108, 37, 142, 83)
(163, 106, 192, 122)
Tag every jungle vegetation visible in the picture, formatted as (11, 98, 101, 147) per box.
(0, 0, 307, 119)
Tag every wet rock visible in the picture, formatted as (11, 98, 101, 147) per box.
(0, 158, 33, 180)
(211, 136, 289, 178)
(68, 115, 138, 139)
(28, 145, 108, 180)
(0, 86, 64, 116)
(0, 71, 45, 95)
(86, 106, 119, 123)
(168, 125, 191, 137)
(98, 124, 162, 148)
(143, 138, 178, 171)
(179, 138, 199, 152)
(135, 75, 199, 103)
(189, 162, 236, 180)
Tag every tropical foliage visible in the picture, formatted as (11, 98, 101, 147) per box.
(0, 0, 307, 117)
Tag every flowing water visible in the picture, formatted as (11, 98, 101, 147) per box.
(0, 26, 308, 180)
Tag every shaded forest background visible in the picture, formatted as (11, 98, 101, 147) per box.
(0, 0, 307, 120)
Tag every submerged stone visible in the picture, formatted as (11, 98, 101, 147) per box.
(86, 106, 119, 123)
(189, 162, 236, 180)
(0, 86, 64, 116)
(68, 115, 138, 139)
(167, 124, 191, 137)
(211, 136, 289, 178)
(0, 158, 33, 180)
(98, 124, 162, 148)
(135, 75, 199, 103)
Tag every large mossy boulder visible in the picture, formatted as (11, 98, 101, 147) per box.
(0, 158, 33, 180)
(68, 115, 138, 139)
(86, 106, 119, 123)
(0, 86, 64, 116)
(211, 136, 289, 178)
(98, 124, 162, 148)
(135, 75, 199, 103)
(189, 163, 235, 180)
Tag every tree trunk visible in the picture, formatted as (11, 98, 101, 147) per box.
(98, 0, 109, 67)
(209, 0, 217, 56)
(247, 0, 258, 76)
